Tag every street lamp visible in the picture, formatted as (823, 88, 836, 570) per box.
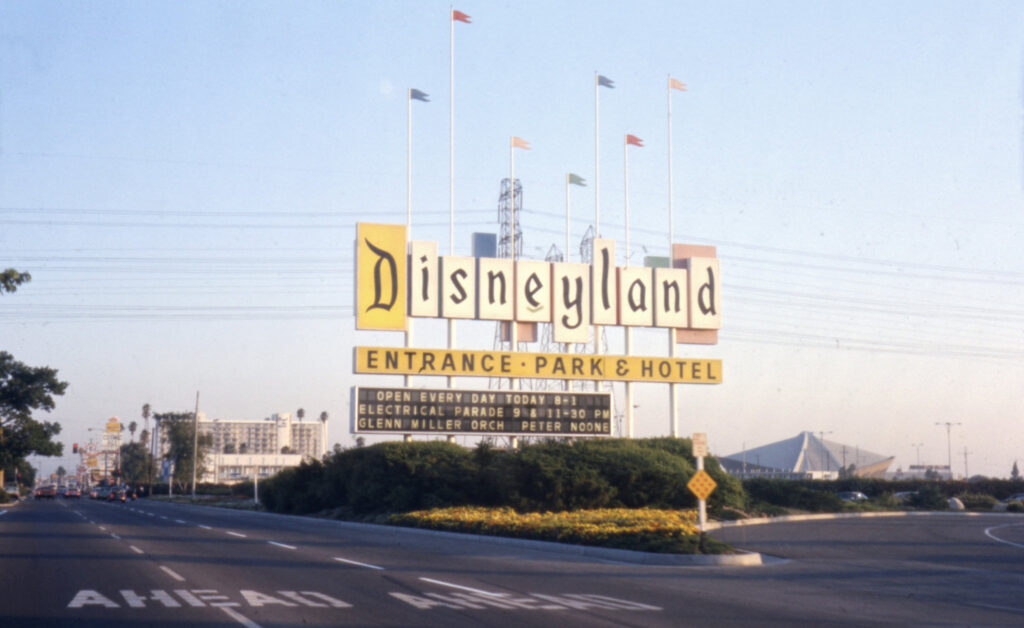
(911, 443, 924, 466)
(935, 422, 962, 478)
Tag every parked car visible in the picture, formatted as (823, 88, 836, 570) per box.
(838, 491, 868, 502)
(1002, 493, 1024, 503)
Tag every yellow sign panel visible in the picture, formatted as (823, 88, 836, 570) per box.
(687, 469, 717, 501)
(356, 223, 407, 331)
(355, 347, 722, 384)
(105, 417, 120, 433)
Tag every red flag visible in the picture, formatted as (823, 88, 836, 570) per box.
(625, 134, 644, 147)
(452, 9, 471, 23)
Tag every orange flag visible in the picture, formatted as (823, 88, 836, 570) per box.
(512, 137, 531, 150)
(669, 78, 687, 91)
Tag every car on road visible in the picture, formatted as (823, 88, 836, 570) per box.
(3, 483, 19, 499)
(64, 487, 81, 498)
(838, 491, 868, 502)
(92, 486, 110, 500)
(34, 485, 57, 499)
(107, 487, 127, 503)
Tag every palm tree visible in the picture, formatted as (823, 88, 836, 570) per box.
(319, 411, 328, 424)
(296, 408, 305, 423)
(128, 421, 137, 443)
(142, 403, 151, 444)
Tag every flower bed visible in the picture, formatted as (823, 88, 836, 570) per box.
(388, 506, 731, 554)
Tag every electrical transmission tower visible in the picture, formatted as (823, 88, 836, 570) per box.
(491, 178, 523, 391)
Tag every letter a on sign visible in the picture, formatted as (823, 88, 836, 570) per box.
(356, 223, 407, 330)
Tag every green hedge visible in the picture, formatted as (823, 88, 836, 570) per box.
(258, 438, 745, 517)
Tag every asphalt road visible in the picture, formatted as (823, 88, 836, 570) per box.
(2, 499, 1023, 627)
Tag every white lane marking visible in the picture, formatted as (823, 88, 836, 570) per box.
(198, 524, 212, 530)
(0, 511, 6, 516)
(226, 531, 246, 538)
(267, 541, 296, 550)
(110, 534, 121, 540)
(160, 516, 168, 520)
(419, 577, 504, 597)
(129, 545, 144, 554)
(98, 526, 107, 531)
(220, 605, 263, 628)
(159, 566, 186, 582)
(146, 512, 155, 517)
(175, 519, 187, 524)
(984, 524, 1024, 549)
(332, 556, 385, 571)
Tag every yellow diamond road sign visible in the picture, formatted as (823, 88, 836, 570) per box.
(687, 469, 717, 501)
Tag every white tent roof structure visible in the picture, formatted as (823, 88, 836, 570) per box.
(720, 431, 894, 479)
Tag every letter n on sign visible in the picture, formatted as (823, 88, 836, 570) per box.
(356, 223, 407, 330)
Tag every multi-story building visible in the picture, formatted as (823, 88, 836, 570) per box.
(157, 412, 328, 484)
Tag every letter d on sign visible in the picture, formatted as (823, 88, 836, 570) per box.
(356, 223, 408, 330)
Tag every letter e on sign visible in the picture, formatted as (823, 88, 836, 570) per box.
(356, 223, 407, 330)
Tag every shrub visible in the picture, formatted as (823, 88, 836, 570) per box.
(0, 487, 9, 504)
(909, 485, 949, 510)
(958, 493, 998, 511)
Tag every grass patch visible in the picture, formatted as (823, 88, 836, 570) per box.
(388, 506, 732, 554)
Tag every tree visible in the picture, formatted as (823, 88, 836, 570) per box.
(128, 421, 137, 443)
(119, 441, 156, 486)
(0, 352, 67, 487)
(1013, 461, 1021, 481)
(296, 408, 305, 423)
(56, 466, 67, 482)
(154, 411, 212, 493)
(0, 269, 31, 294)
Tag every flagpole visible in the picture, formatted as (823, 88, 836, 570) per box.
(667, 75, 679, 438)
(509, 137, 519, 391)
(448, 7, 457, 387)
(593, 72, 602, 390)
(565, 174, 573, 392)
(405, 89, 414, 389)
(624, 135, 634, 438)
(594, 72, 600, 237)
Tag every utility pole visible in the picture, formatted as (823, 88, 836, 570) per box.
(191, 391, 200, 499)
(911, 442, 923, 466)
(963, 446, 969, 479)
(935, 422, 961, 479)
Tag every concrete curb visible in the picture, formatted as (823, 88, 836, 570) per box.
(706, 509, 1024, 531)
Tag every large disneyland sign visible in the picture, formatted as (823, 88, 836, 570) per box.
(354, 223, 721, 343)
(352, 223, 722, 435)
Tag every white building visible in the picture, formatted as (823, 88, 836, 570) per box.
(157, 412, 328, 484)
(719, 431, 894, 480)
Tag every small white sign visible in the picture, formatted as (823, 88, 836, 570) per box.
(692, 432, 708, 458)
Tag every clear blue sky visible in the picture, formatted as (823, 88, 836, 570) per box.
(2, 1, 1022, 479)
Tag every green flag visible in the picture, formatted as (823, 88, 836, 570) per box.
(568, 173, 586, 186)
